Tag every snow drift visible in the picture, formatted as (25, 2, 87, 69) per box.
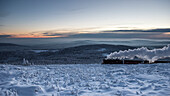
(107, 44, 170, 63)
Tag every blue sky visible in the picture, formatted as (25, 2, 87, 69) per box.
(0, 0, 170, 39)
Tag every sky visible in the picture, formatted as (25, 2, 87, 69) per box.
(0, 0, 170, 40)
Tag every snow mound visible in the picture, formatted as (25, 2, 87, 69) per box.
(0, 64, 170, 96)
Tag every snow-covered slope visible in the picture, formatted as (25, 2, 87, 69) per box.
(0, 63, 170, 96)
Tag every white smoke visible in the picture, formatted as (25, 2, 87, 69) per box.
(107, 44, 170, 63)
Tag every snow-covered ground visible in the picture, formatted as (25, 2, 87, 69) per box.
(0, 64, 170, 96)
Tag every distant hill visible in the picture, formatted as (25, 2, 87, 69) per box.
(0, 43, 23, 46)
(3, 44, 168, 64)
(59, 44, 135, 54)
(0, 44, 136, 64)
(0, 43, 29, 51)
(54, 44, 136, 64)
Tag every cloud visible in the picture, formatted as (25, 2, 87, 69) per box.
(68, 33, 152, 38)
(0, 25, 4, 28)
(103, 28, 170, 33)
(0, 35, 11, 38)
(67, 32, 170, 39)
(2, 27, 170, 39)
(43, 32, 64, 36)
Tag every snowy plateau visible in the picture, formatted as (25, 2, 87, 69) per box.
(0, 63, 170, 96)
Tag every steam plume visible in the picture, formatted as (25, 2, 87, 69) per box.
(107, 45, 170, 63)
